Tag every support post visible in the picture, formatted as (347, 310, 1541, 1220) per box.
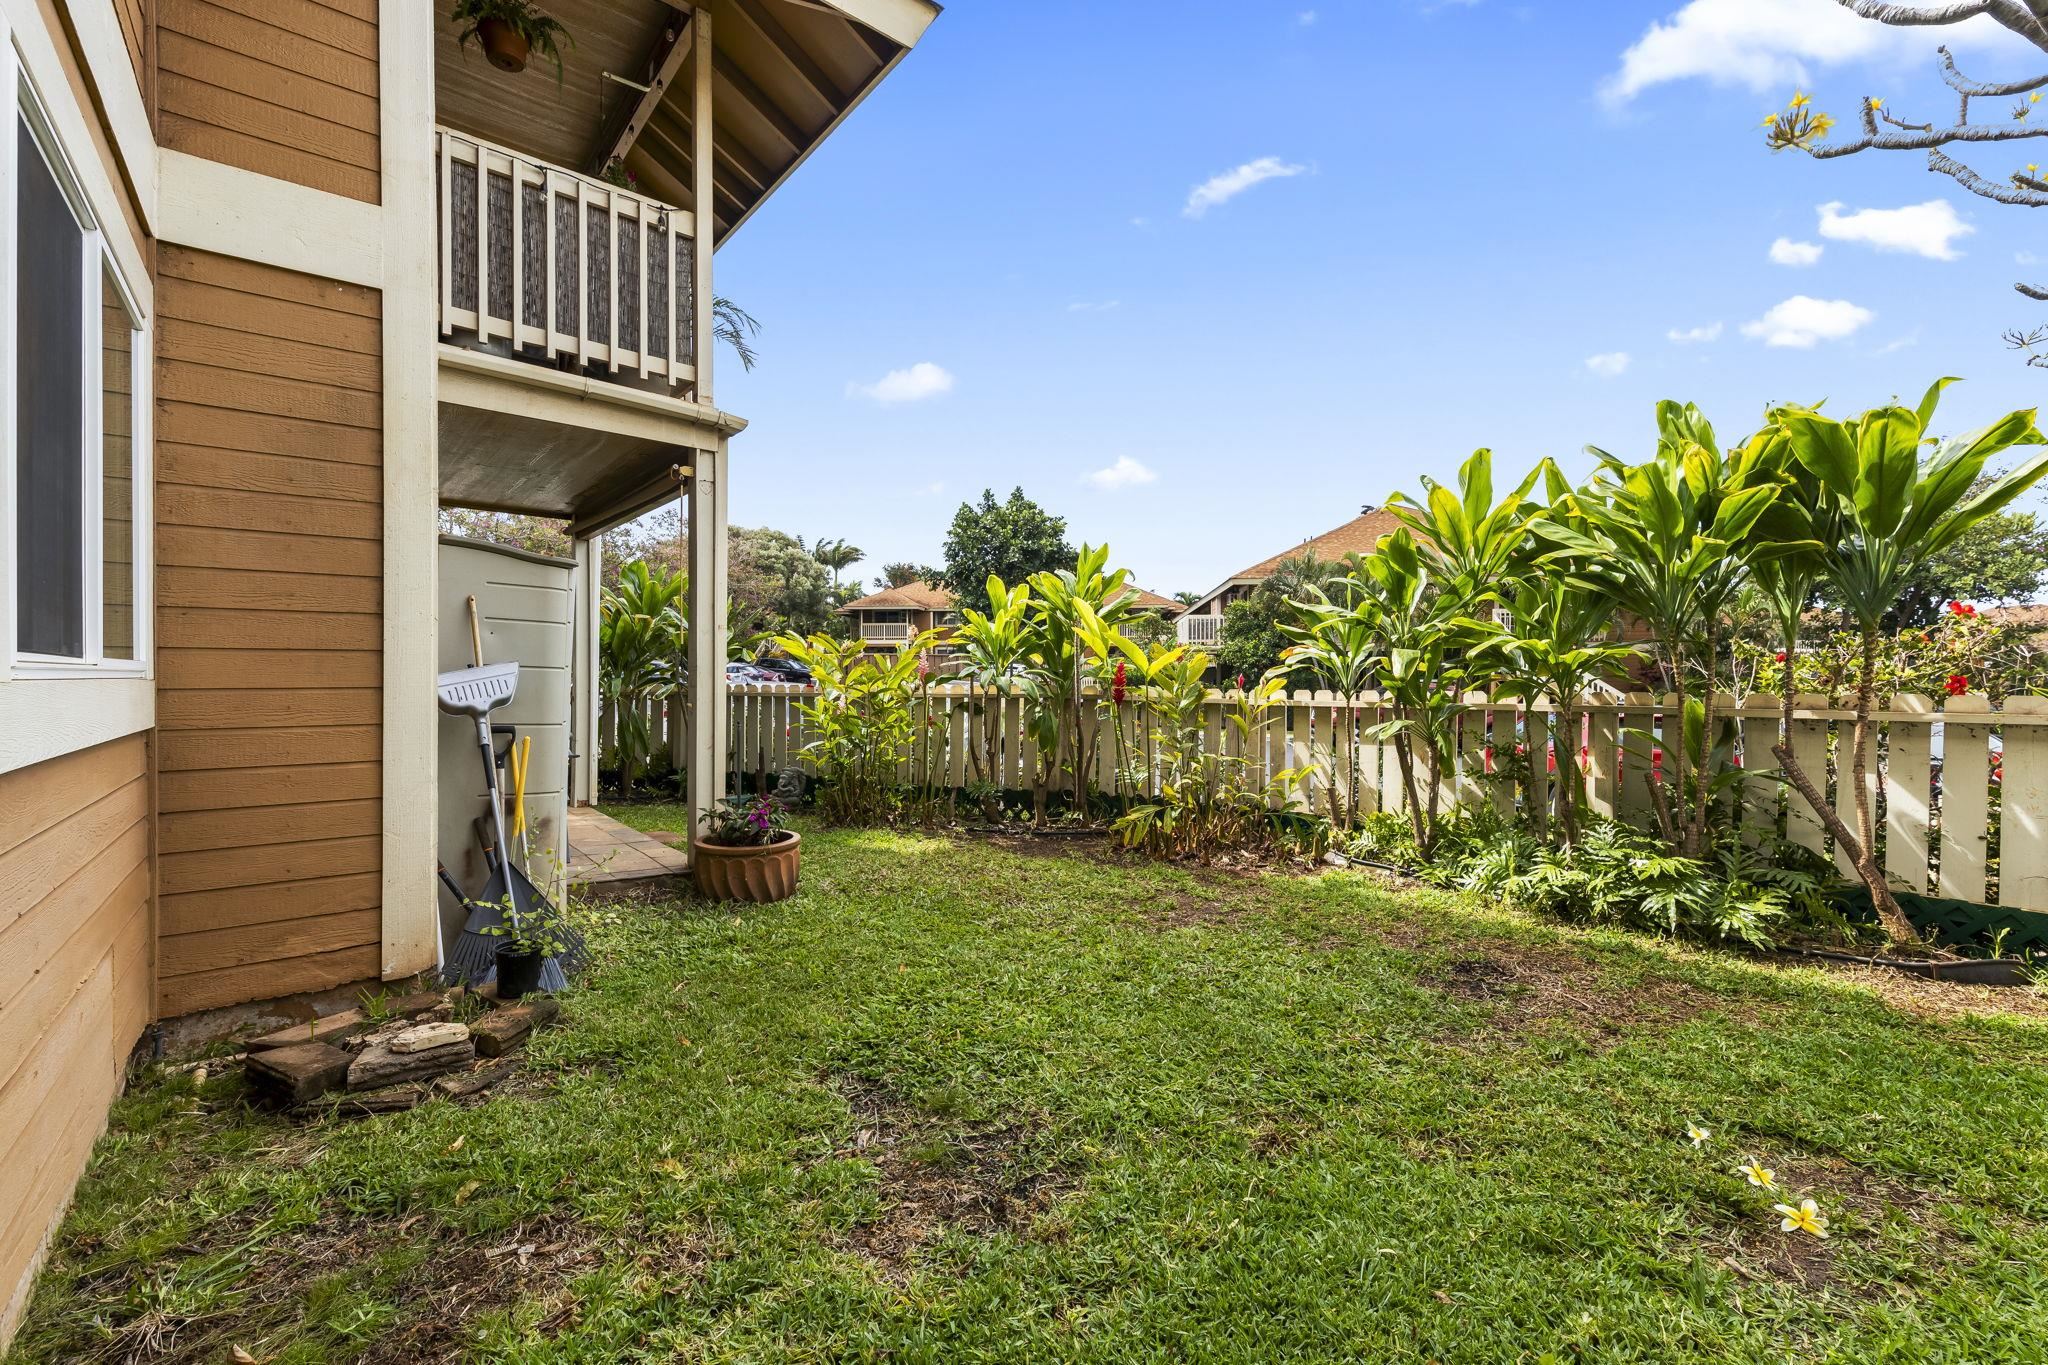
(380, 0, 440, 980)
(571, 534, 602, 805)
(692, 2, 715, 407)
(686, 441, 729, 847)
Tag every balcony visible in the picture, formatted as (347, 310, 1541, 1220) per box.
(426, 0, 940, 534)
(438, 127, 698, 392)
(1177, 614, 1223, 646)
(433, 125, 740, 533)
(859, 622, 913, 644)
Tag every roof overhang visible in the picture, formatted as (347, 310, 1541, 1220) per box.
(437, 346, 747, 535)
(435, 0, 941, 246)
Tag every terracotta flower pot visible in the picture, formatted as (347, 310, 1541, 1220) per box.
(477, 17, 531, 73)
(692, 831, 801, 903)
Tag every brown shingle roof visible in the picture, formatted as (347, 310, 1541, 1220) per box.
(837, 580, 954, 613)
(1113, 586, 1187, 615)
(1231, 507, 1406, 582)
(837, 580, 1186, 616)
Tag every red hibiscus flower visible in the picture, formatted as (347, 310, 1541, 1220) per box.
(1945, 673, 1970, 696)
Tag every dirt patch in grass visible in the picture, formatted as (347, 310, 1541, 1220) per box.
(1815, 963, 2048, 1023)
(1692, 1153, 1957, 1293)
(50, 1204, 613, 1365)
(826, 1076, 1073, 1276)
(573, 876, 695, 910)
(1422, 945, 1742, 1045)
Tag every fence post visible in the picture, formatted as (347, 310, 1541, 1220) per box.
(2002, 696, 2047, 910)
(1785, 693, 1832, 861)
(1884, 694, 1934, 894)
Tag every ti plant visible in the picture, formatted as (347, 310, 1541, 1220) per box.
(1023, 545, 1135, 826)
(945, 575, 1035, 823)
(1773, 379, 2047, 943)
(1461, 468, 1640, 846)
(774, 629, 946, 825)
(598, 559, 683, 798)
(1539, 404, 1794, 858)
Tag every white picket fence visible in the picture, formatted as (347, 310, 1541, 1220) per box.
(603, 684, 2048, 913)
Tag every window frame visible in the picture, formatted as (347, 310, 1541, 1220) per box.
(1, 27, 153, 681)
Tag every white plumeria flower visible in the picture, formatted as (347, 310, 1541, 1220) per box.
(1736, 1160, 1777, 1190)
(1686, 1123, 1712, 1149)
(1775, 1199, 1829, 1238)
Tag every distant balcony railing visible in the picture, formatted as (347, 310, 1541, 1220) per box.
(1177, 614, 1222, 646)
(437, 127, 698, 388)
(859, 622, 912, 643)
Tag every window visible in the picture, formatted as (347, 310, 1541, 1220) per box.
(8, 84, 146, 672)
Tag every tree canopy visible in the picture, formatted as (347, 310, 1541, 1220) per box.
(940, 488, 1075, 595)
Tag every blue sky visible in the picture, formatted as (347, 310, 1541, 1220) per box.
(711, 0, 2048, 598)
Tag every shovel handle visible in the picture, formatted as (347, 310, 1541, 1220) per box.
(467, 595, 483, 667)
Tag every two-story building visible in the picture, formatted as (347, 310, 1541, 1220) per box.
(837, 579, 956, 651)
(839, 580, 1186, 654)
(0, 0, 937, 1343)
(1175, 505, 1404, 646)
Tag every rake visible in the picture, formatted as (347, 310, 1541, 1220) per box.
(435, 598, 587, 990)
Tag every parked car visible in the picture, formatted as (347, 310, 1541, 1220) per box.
(725, 661, 777, 683)
(750, 656, 814, 685)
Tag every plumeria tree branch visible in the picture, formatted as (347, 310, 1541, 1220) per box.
(1835, 0, 2048, 51)
(1767, 36, 2048, 358)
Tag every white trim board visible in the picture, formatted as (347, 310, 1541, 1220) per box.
(818, 0, 940, 49)
(156, 150, 384, 289)
(44, 0, 155, 235)
(378, 0, 440, 982)
(0, 675, 152, 774)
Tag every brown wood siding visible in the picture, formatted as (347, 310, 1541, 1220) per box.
(0, 736, 153, 1341)
(157, 0, 380, 204)
(154, 245, 384, 1019)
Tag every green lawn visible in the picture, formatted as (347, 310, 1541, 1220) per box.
(13, 813, 2048, 1364)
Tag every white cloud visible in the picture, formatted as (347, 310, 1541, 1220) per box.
(1769, 237, 1823, 267)
(1067, 299, 1122, 313)
(1585, 351, 1632, 378)
(1817, 199, 1973, 260)
(846, 362, 955, 404)
(1183, 157, 1308, 218)
(1667, 322, 1723, 344)
(1601, 0, 2029, 105)
(1740, 295, 1874, 348)
(1876, 333, 1919, 356)
(916, 480, 946, 496)
(1296, 9, 1317, 25)
(2020, 250, 2041, 265)
(1084, 456, 1158, 491)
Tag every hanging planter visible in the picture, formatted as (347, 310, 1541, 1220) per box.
(452, 0, 573, 83)
(477, 17, 530, 73)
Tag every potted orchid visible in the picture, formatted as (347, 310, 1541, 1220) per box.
(692, 794, 801, 903)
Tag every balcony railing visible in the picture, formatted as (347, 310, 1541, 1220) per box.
(859, 622, 913, 643)
(1177, 614, 1223, 646)
(437, 127, 699, 389)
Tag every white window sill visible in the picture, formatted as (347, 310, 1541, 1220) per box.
(0, 672, 154, 776)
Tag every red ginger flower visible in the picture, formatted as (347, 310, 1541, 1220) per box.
(1112, 658, 1128, 705)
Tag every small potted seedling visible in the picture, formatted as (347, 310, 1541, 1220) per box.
(451, 0, 573, 79)
(483, 898, 572, 997)
(693, 794, 801, 903)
